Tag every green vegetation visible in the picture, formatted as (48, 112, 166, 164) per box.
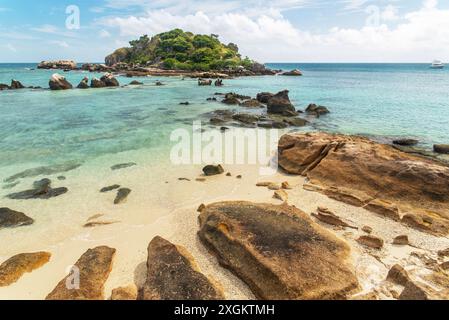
(105, 29, 254, 71)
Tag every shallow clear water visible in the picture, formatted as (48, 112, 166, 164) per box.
(1, 63, 449, 176)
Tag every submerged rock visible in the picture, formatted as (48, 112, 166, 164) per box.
(393, 139, 419, 146)
(306, 104, 330, 116)
(281, 69, 303, 76)
(198, 201, 359, 299)
(46, 246, 116, 300)
(0, 252, 51, 287)
(6, 179, 68, 200)
(100, 185, 121, 193)
(278, 132, 449, 236)
(0, 208, 34, 229)
(3, 163, 81, 183)
(267, 90, 297, 117)
(202, 165, 224, 176)
(114, 188, 131, 205)
(139, 236, 224, 300)
(49, 73, 73, 90)
(111, 162, 137, 171)
(129, 80, 143, 85)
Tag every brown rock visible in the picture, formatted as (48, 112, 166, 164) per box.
(49, 73, 73, 90)
(0, 207, 34, 229)
(386, 264, 410, 286)
(399, 282, 434, 300)
(240, 99, 262, 108)
(357, 235, 384, 250)
(281, 69, 303, 76)
(312, 208, 357, 229)
(305, 104, 330, 116)
(438, 248, 449, 258)
(198, 201, 359, 299)
(281, 181, 292, 189)
(278, 132, 449, 236)
(362, 226, 373, 234)
(256, 92, 274, 104)
(393, 139, 418, 146)
(256, 182, 272, 187)
(46, 246, 116, 300)
(273, 190, 288, 202)
(197, 204, 206, 212)
(139, 236, 224, 300)
(393, 235, 409, 246)
(268, 183, 281, 190)
(114, 188, 131, 205)
(0, 252, 51, 287)
(111, 285, 138, 300)
(439, 262, 449, 270)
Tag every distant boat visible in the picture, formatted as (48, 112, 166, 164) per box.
(430, 60, 444, 69)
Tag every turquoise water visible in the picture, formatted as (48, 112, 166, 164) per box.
(1, 63, 449, 172)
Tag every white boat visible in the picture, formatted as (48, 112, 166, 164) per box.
(430, 60, 444, 69)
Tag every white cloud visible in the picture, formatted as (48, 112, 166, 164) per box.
(99, 29, 111, 38)
(98, 0, 449, 62)
(49, 40, 69, 48)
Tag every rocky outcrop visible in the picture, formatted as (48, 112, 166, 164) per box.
(10, 79, 25, 89)
(198, 201, 359, 300)
(105, 48, 130, 66)
(46, 246, 116, 300)
(434, 144, 449, 154)
(0, 208, 34, 229)
(49, 74, 73, 90)
(281, 69, 303, 76)
(267, 90, 297, 117)
(77, 77, 89, 89)
(278, 132, 449, 236)
(203, 165, 224, 176)
(0, 252, 51, 287)
(139, 236, 224, 300)
(38, 60, 77, 70)
(312, 207, 357, 229)
(100, 73, 120, 87)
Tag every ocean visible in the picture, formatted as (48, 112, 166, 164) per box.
(0, 63, 448, 174)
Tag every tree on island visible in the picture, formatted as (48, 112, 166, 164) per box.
(105, 28, 255, 71)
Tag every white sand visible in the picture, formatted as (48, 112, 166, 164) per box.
(1, 149, 448, 300)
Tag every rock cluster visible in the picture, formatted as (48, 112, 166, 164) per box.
(38, 60, 77, 70)
(278, 132, 449, 236)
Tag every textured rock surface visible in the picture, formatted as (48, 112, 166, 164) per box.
(278, 132, 449, 236)
(267, 90, 297, 116)
(111, 285, 138, 300)
(0, 208, 34, 229)
(198, 201, 359, 300)
(49, 73, 73, 90)
(357, 235, 384, 250)
(0, 252, 51, 287)
(46, 246, 116, 300)
(139, 236, 224, 300)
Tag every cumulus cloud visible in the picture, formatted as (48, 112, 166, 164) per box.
(97, 0, 449, 62)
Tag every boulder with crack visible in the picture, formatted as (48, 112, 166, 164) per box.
(198, 201, 359, 300)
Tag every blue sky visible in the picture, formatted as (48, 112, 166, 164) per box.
(1, 0, 449, 62)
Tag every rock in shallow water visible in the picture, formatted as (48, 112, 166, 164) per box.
(267, 90, 297, 117)
(111, 162, 137, 170)
(0, 252, 51, 287)
(6, 178, 68, 200)
(0, 207, 34, 229)
(433, 144, 449, 154)
(49, 73, 73, 90)
(202, 165, 224, 176)
(139, 236, 224, 300)
(46, 246, 116, 300)
(114, 188, 131, 204)
(198, 201, 359, 300)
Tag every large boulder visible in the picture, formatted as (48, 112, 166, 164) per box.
(278, 132, 449, 236)
(38, 60, 77, 70)
(77, 77, 89, 89)
(90, 78, 106, 88)
(139, 236, 224, 300)
(267, 90, 297, 116)
(0, 207, 34, 229)
(256, 92, 274, 104)
(10, 79, 25, 89)
(0, 252, 51, 287)
(100, 73, 120, 87)
(49, 74, 73, 90)
(198, 201, 359, 300)
(46, 246, 116, 300)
